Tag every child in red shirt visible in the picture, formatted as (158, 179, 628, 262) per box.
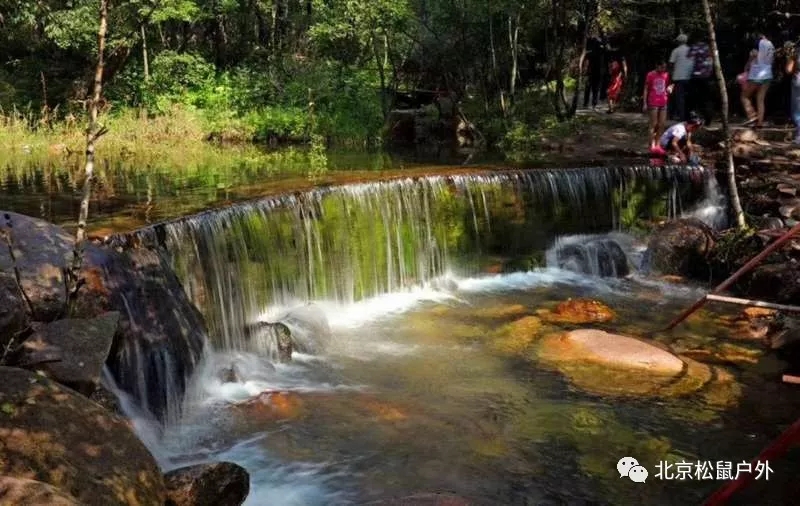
(643, 60, 673, 150)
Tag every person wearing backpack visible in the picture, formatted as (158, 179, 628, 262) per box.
(688, 33, 714, 126)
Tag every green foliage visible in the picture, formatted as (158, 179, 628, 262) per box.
(245, 107, 309, 141)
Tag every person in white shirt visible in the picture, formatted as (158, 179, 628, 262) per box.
(740, 33, 775, 127)
(652, 114, 703, 164)
(669, 33, 694, 121)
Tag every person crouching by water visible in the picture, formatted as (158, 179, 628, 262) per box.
(643, 60, 672, 150)
(652, 114, 703, 164)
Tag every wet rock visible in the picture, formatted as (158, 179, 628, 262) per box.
(219, 365, 239, 383)
(0, 477, 80, 505)
(644, 218, 716, 279)
(164, 462, 250, 506)
(0, 211, 75, 320)
(680, 343, 762, 366)
(739, 262, 800, 305)
(88, 384, 123, 415)
(473, 304, 529, 320)
(275, 323, 293, 362)
(362, 493, 472, 505)
(768, 316, 800, 351)
(232, 391, 306, 422)
(244, 321, 294, 362)
(278, 303, 332, 354)
(534, 330, 717, 398)
(0, 211, 207, 421)
(540, 329, 684, 373)
(17, 312, 119, 396)
(0, 272, 29, 349)
(555, 238, 630, 277)
(537, 299, 616, 325)
(491, 316, 543, 355)
(0, 366, 165, 505)
(75, 245, 208, 421)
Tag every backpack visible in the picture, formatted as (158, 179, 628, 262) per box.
(689, 43, 713, 78)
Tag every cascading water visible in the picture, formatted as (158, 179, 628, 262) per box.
(123, 166, 708, 353)
(108, 164, 728, 505)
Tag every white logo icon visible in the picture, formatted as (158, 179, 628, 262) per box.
(618, 457, 648, 483)
(629, 465, 649, 483)
(617, 456, 639, 478)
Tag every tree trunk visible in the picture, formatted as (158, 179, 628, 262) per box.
(373, 32, 388, 119)
(141, 25, 149, 81)
(489, 14, 507, 116)
(702, 0, 746, 229)
(69, 0, 109, 305)
(507, 12, 521, 103)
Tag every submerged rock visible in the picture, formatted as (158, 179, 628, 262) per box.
(643, 218, 715, 278)
(17, 312, 120, 396)
(0, 366, 165, 505)
(164, 462, 250, 506)
(491, 316, 543, 355)
(232, 391, 306, 422)
(534, 329, 721, 398)
(537, 299, 616, 325)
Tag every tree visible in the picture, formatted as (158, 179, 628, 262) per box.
(68, 0, 110, 308)
(701, 0, 746, 230)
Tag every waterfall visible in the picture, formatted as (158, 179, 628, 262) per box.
(112, 165, 709, 356)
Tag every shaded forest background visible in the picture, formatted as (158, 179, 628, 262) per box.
(1, 0, 799, 150)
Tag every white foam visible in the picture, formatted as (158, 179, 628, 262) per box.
(260, 285, 461, 331)
(455, 268, 615, 293)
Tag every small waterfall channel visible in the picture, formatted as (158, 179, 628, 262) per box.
(108, 165, 728, 504)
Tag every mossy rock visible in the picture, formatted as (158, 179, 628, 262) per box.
(490, 316, 543, 355)
(537, 298, 616, 325)
(534, 330, 719, 399)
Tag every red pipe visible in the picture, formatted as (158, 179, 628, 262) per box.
(661, 222, 800, 332)
(702, 416, 800, 505)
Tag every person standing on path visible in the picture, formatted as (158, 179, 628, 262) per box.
(583, 34, 606, 110)
(741, 32, 775, 127)
(669, 33, 694, 121)
(687, 34, 714, 126)
(643, 60, 672, 149)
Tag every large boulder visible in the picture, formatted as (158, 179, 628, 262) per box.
(643, 218, 716, 279)
(534, 329, 731, 400)
(75, 245, 208, 420)
(0, 212, 74, 321)
(0, 366, 165, 505)
(0, 211, 207, 421)
(0, 477, 80, 505)
(164, 462, 250, 506)
(16, 312, 120, 396)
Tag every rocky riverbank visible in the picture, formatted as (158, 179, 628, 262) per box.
(0, 211, 250, 505)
